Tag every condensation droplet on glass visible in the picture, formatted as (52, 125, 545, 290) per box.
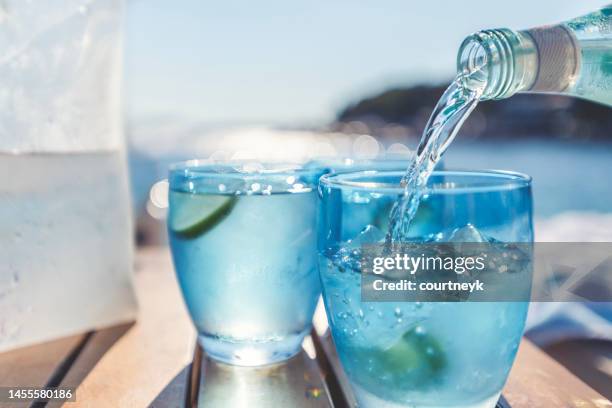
(290, 183, 305, 193)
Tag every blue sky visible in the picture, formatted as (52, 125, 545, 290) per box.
(124, 0, 609, 126)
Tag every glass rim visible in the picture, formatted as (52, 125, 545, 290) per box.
(319, 169, 532, 195)
(168, 159, 321, 178)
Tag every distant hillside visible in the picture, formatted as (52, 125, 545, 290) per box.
(336, 84, 612, 141)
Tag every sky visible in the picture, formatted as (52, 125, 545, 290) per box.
(124, 0, 609, 127)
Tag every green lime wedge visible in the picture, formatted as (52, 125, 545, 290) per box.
(353, 326, 446, 388)
(382, 327, 446, 374)
(169, 192, 237, 239)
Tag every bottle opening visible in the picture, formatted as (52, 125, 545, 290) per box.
(457, 29, 529, 100)
(457, 36, 489, 94)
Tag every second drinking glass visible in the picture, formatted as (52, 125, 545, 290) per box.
(167, 161, 322, 366)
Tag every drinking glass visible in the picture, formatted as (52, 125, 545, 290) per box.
(168, 161, 323, 366)
(318, 170, 533, 407)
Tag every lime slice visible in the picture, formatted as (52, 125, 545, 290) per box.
(169, 192, 237, 239)
(382, 327, 446, 374)
(353, 326, 446, 388)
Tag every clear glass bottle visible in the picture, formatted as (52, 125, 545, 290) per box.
(457, 5, 612, 106)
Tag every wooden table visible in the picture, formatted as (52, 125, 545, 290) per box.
(0, 248, 609, 407)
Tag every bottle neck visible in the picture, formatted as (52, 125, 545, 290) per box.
(457, 27, 580, 100)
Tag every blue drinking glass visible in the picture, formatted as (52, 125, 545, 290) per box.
(318, 170, 533, 407)
(167, 161, 323, 366)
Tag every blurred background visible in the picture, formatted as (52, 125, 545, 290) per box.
(124, 0, 612, 246)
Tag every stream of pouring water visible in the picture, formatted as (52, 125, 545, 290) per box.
(387, 74, 485, 243)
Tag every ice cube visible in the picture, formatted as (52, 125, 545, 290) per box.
(330, 225, 385, 274)
(349, 224, 386, 247)
(448, 224, 488, 242)
(441, 224, 494, 264)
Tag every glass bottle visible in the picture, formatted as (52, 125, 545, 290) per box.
(457, 5, 612, 106)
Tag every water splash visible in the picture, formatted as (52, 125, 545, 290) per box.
(387, 74, 484, 243)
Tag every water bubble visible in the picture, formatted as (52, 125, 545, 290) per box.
(289, 183, 306, 193)
(414, 325, 426, 335)
(218, 183, 227, 192)
(394, 307, 403, 318)
(414, 302, 423, 309)
(250, 183, 261, 192)
(358, 309, 365, 320)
